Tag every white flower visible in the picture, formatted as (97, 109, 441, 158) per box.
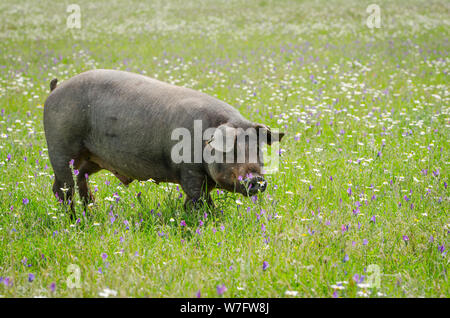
(99, 288, 118, 298)
(357, 283, 371, 289)
(356, 290, 371, 297)
(331, 284, 346, 290)
(285, 290, 298, 296)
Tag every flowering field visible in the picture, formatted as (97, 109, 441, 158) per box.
(0, 0, 448, 297)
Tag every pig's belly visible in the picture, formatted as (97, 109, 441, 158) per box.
(84, 142, 178, 184)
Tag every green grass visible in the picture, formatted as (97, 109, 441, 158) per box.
(0, 0, 448, 297)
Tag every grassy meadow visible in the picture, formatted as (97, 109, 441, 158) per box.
(0, 0, 449, 297)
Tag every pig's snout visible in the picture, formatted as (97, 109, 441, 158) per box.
(243, 176, 267, 196)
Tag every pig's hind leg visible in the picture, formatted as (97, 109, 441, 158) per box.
(77, 160, 102, 206)
(48, 152, 77, 218)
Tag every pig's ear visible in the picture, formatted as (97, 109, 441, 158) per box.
(206, 124, 237, 152)
(255, 123, 285, 145)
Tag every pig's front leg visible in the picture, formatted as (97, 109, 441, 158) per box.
(180, 170, 215, 209)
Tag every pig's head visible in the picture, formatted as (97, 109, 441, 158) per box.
(204, 123, 284, 196)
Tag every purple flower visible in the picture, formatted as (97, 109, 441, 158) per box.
(6, 154, 11, 161)
(50, 282, 56, 293)
(22, 198, 29, 205)
(370, 215, 376, 223)
(217, 284, 227, 295)
(347, 187, 352, 196)
(28, 273, 35, 282)
(402, 235, 409, 242)
(438, 244, 445, 254)
(262, 261, 269, 271)
(196, 290, 201, 298)
(69, 159, 74, 167)
(3, 277, 13, 287)
(343, 254, 349, 263)
(432, 169, 440, 177)
(363, 239, 368, 246)
(101, 253, 108, 260)
(180, 220, 186, 227)
(73, 169, 79, 176)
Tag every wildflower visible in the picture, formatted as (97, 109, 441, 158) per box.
(180, 220, 186, 227)
(363, 239, 368, 246)
(370, 215, 376, 223)
(196, 290, 201, 298)
(217, 284, 227, 295)
(99, 288, 117, 297)
(347, 187, 352, 196)
(343, 254, 349, 263)
(3, 277, 13, 287)
(28, 273, 35, 282)
(49, 282, 56, 293)
(402, 235, 409, 242)
(101, 253, 108, 260)
(262, 261, 269, 271)
(22, 198, 29, 205)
